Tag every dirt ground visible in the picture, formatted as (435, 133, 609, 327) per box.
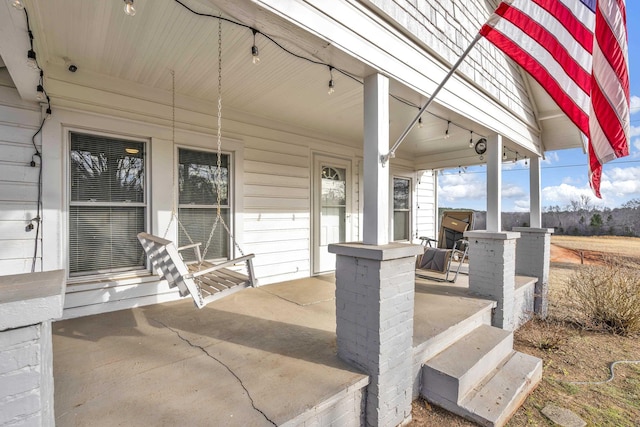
(410, 236, 640, 426)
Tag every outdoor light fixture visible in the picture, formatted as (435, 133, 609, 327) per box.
(418, 117, 423, 128)
(36, 84, 45, 102)
(26, 49, 38, 69)
(327, 66, 335, 95)
(444, 121, 450, 138)
(10, 0, 24, 10)
(123, 0, 136, 16)
(251, 29, 260, 64)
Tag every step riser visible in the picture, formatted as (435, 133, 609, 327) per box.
(422, 333, 513, 403)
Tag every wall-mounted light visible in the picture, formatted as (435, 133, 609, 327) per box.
(123, 0, 136, 16)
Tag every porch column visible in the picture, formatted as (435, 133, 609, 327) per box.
(465, 231, 520, 330)
(363, 73, 389, 245)
(513, 227, 554, 318)
(486, 134, 503, 232)
(529, 156, 542, 228)
(329, 243, 422, 427)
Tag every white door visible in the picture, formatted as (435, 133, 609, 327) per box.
(313, 156, 351, 274)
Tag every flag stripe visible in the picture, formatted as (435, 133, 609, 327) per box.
(532, 0, 593, 52)
(501, 4, 591, 93)
(595, 1, 630, 100)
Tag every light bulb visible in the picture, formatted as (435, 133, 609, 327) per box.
(328, 79, 335, 95)
(11, 0, 24, 10)
(251, 45, 260, 64)
(524, 157, 528, 166)
(36, 85, 45, 102)
(469, 138, 474, 148)
(444, 121, 450, 139)
(26, 49, 38, 69)
(123, 0, 136, 16)
(418, 117, 423, 128)
(502, 151, 507, 160)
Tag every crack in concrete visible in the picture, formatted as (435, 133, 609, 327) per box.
(152, 319, 277, 426)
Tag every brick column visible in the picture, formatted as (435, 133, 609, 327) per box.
(465, 231, 520, 330)
(329, 242, 422, 427)
(513, 227, 554, 318)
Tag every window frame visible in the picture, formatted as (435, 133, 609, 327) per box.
(175, 145, 234, 263)
(392, 175, 413, 242)
(66, 129, 150, 279)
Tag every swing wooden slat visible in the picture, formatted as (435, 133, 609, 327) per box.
(138, 232, 257, 309)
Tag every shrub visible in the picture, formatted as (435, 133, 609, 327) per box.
(566, 259, 640, 336)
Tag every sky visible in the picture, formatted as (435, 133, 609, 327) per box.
(439, 3, 640, 212)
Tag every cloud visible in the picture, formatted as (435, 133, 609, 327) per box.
(438, 172, 486, 203)
(631, 95, 640, 115)
(513, 199, 530, 212)
(600, 166, 640, 198)
(542, 183, 605, 208)
(502, 183, 526, 199)
(630, 125, 640, 138)
(542, 151, 559, 164)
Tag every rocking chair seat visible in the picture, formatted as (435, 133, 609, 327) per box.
(137, 232, 257, 309)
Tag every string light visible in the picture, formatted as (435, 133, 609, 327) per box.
(468, 131, 474, 148)
(251, 28, 260, 64)
(327, 66, 335, 95)
(36, 84, 45, 101)
(444, 121, 450, 139)
(11, 0, 24, 10)
(26, 49, 38, 69)
(418, 117, 423, 128)
(503, 148, 507, 160)
(123, 0, 136, 16)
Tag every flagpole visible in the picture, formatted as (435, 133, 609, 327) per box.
(381, 32, 484, 166)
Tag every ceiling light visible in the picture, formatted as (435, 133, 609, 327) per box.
(123, 0, 136, 16)
(10, 0, 24, 10)
(444, 121, 450, 138)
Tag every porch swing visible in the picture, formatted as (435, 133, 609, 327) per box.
(138, 20, 257, 309)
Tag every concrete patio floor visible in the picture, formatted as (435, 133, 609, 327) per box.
(52, 274, 496, 426)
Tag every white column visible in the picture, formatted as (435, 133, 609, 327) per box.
(529, 156, 542, 228)
(486, 134, 502, 232)
(363, 73, 389, 245)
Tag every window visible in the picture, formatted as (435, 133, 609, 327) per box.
(69, 132, 146, 275)
(393, 177, 411, 241)
(178, 148, 230, 262)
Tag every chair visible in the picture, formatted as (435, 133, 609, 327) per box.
(137, 232, 257, 309)
(416, 210, 474, 282)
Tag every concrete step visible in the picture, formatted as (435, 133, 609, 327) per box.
(424, 350, 542, 427)
(422, 325, 513, 404)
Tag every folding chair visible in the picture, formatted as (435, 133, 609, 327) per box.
(416, 210, 474, 282)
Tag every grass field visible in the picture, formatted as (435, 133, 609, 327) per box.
(411, 235, 640, 426)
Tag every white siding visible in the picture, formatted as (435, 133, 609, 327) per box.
(415, 170, 436, 241)
(365, 0, 536, 125)
(0, 68, 42, 274)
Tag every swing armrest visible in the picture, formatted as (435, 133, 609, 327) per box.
(178, 242, 203, 263)
(187, 254, 256, 279)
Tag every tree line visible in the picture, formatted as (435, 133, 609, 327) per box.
(442, 197, 640, 237)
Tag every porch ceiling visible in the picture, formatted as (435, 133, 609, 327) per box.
(2, 0, 580, 168)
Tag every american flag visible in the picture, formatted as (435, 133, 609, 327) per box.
(480, 0, 630, 198)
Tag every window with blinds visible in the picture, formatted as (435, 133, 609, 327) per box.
(178, 148, 230, 262)
(69, 132, 146, 276)
(393, 177, 411, 241)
